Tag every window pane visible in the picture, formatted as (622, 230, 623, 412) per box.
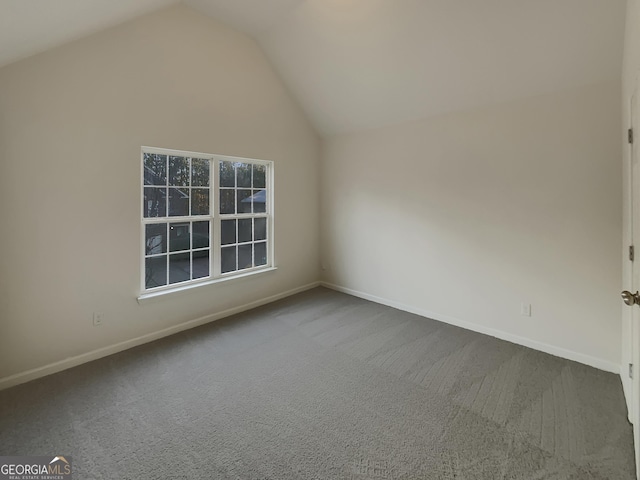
(168, 188, 189, 216)
(237, 163, 252, 188)
(169, 156, 189, 186)
(237, 189, 252, 214)
(238, 218, 252, 243)
(221, 246, 237, 273)
(169, 222, 190, 252)
(145, 223, 167, 255)
(144, 187, 166, 218)
(254, 217, 267, 241)
(253, 164, 266, 188)
(192, 221, 210, 248)
(169, 253, 191, 284)
(238, 244, 252, 270)
(220, 189, 235, 214)
(145, 256, 167, 288)
(220, 161, 235, 187)
(255, 242, 267, 266)
(192, 250, 209, 279)
(144, 153, 167, 185)
(191, 158, 209, 187)
(191, 188, 209, 216)
(143, 151, 270, 291)
(221, 219, 236, 245)
(252, 189, 266, 213)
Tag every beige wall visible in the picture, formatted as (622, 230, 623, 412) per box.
(321, 81, 622, 370)
(0, 5, 320, 380)
(0, 2, 625, 386)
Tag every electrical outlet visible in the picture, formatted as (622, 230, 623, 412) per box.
(93, 312, 104, 326)
(520, 303, 531, 317)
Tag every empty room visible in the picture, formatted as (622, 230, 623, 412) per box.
(1, 0, 639, 478)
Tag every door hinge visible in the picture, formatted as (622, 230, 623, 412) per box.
(630, 128, 634, 144)
(630, 245, 635, 262)
(630, 363, 634, 379)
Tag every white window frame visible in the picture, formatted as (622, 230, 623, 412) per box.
(139, 146, 275, 300)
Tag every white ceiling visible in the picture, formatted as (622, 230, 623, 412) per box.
(0, 0, 176, 68)
(186, 0, 305, 35)
(0, 0, 627, 136)
(256, 0, 627, 135)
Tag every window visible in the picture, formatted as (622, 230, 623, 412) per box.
(141, 147, 273, 294)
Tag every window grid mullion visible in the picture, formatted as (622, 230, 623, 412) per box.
(212, 159, 222, 278)
(165, 249, 170, 287)
(189, 220, 193, 281)
(142, 215, 212, 223)
(234, 164, 238, 270)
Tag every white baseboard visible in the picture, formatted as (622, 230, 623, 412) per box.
(0, 282, 320, 391)
(1, 280, 621, 391)
(321, 282, 620, 374)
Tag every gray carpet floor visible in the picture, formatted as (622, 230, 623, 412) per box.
(0, 287, 635, 479)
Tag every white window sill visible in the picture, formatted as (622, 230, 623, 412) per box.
(137, 266, 278, 305)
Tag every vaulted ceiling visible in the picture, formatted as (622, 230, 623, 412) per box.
(0, 0, 627, 135)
